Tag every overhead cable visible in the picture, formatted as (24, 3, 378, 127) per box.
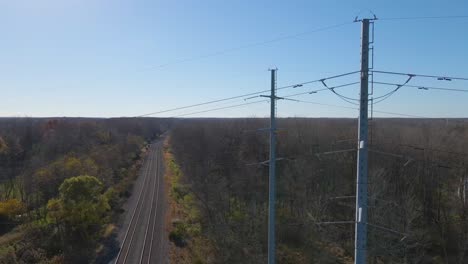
(173, 100, 268, 117)
(374, 81, 468, 93)
(372, 70, 468, 81)
(135, 70, 360, 117)
(379, 15, 468, 21)
(372, 75, 414, 104)
(139, 21, 354, 72)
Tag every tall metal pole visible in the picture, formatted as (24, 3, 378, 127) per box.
(355, 19, 370, 264)
(268, 68, 277, 264)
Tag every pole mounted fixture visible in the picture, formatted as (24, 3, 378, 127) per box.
(354, 12, 378, 23)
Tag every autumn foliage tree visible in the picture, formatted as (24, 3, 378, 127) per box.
(47, 175, 110, 263)
(0, 199, 26, 233)
(0, 117, 168, 262)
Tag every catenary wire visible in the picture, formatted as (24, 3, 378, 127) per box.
(371, 75, 414, 104)
(278, 81, 360, 100)
(157, 96, 426, 119)
(379, 15, 468, 21)
(372, 141, 468, 157)
(372, 70, 468, 81)
(290, 100, 427, 118)
(158, 78, 438, 118)
(136, 71, 466, 118)
(173, 100, 269, 117)
(374, 81, 468, 93)
(139, 21, 354, 72)
(319, 79, 360, 105)
(135, 70, 360, 117)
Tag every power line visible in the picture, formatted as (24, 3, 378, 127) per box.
(135, 70, 359, 117)
(289, 99, 427, 118)
(319, 79, 360, 105)
(137, 91, 270, 117)
(288, 99, 357, 111)
(372, 70, 468, 81)
(273, 87, 329, 98)
(279, 70, 360, 90)
(139, 21, 354, 72)
(370, 110, 425, 118)
(169, 86, 430, 119)
(368, 70, 468, 105)
(379, 15, 468, 21)
(134, 71, 465, 118)
(369, 148, 466, 170)
(374, 141, 468, 157)
(279, 79, 429, 118)
(161, 96, 428, 119)
(280, 81, 360, 100)
(173, 100, 268, 117)
(367, 222, 408, 237)
(374, 81, 468, 93)
(158, 95, 465, 120)
(371, 75, 414, 104)
(372, 109, 468, 123)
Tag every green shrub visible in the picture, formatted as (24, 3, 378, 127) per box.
(169, 220, 188, 247)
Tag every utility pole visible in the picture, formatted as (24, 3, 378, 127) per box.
(268, 68, 278, 264)
(355, 18, 370, 264)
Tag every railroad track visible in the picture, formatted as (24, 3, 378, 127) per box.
(114, 143, 165, 264)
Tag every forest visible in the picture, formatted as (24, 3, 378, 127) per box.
(1, 117, 468, 263)
(0, 117, 168, 263)
(168, 118, 468, 264)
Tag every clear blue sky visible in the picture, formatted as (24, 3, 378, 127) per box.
(1, 0, 467, 118)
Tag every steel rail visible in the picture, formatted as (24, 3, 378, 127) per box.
(114, 145, 156, 263)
